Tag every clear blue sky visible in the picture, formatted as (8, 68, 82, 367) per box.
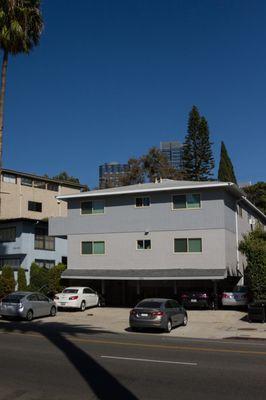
(3, 0, 266, 187)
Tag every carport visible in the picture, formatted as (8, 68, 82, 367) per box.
(61, 268, 229, 307)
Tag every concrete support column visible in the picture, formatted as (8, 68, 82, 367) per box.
(213, 280, 218, 310)
(101, 280, 105, 295)
(174, 281, 178, 295)
(137, 280, 141, 296)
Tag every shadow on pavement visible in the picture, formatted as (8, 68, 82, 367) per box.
(0, 319, 138, 400)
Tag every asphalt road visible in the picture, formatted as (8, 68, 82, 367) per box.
(0, 319, 266, 400)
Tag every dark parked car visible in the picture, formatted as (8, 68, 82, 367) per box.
(180, 290, 214, 309)
(129, 298, 188, 333)
(0, 292, 57, 321)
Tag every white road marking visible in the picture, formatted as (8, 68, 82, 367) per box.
(101, 355, 198, 366)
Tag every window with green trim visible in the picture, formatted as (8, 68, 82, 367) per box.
(81, 241, 105, 255)
(81, 200, 105, 215)
(174, 238, 202, 253)
(173, 193, 201, 209)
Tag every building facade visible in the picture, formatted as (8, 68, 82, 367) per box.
(0, 169, 87, 220)
(49, 179, 266, 306)
(99, 162, 129, 189)
(160, 141, 184, 171)
(0, 169, 86, 279)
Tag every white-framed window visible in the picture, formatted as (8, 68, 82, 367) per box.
(2, 173, 16, 184)
(81, 241, 105, 255)
(174, 238, 202, 253)
(172, 193, 201, 210)
(81, 200, 105, 215)
(135, 196, 150, 207)
(137, 239, 151, 250)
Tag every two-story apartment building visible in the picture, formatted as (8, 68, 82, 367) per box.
(49, 179, 266, 306)
(0, 169, 87, 278)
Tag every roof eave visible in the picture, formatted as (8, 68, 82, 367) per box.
(56, 182, 233, 200)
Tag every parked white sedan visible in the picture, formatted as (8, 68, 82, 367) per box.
(54, 287, 99, 311)
(222, 286, 249, 307)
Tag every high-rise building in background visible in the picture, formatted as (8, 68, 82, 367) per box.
(160, 141, 184, 171)
(99, 162, 129, 189)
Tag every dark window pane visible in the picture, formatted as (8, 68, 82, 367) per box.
(27, 294, 38, 302)
(47, 183, 59, 191)
(0, 227, 16, 242)
(21, 177, 33, 186)
(137, 240, 144, 249)
(2, 294, 25, 303)
(137, 301, 163, 309)
(174, 239, 187, 252)
(28, 201, 42, 212)
(81, 201, 93, 214)
(34, 180, 46, 189)
(173, 195, 186, 209)
(144, 240, 151, 249)
(63, 289, 78, 294)
(142, 197, 150, 207)
(82, 241, 93, 254)
(135, 198, 143, 207)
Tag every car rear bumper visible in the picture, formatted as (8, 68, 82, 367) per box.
(55, 300, 80, 309)
(222, 299, 248, 307)
(129, 317, 165, 329)
(0, 307, 26, 318)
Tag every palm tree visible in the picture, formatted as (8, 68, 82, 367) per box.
(0, 0, 43, 213)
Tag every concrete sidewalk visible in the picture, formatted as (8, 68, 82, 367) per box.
(44, 308, 266, 340)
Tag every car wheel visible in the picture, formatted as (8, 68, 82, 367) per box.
(26, 310, 33, 321)
(50, 306, 56, 317)
(182, 314, 188, 326)
(165, 319, 172, 333)
(80, 301, 86, 312)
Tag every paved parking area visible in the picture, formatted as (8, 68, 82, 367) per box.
(34, 307, 266, 340)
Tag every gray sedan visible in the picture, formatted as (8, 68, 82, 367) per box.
(129, 298, 188, 333)
(0, 292, 57, 321)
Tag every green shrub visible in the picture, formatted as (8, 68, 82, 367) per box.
(17, 267, 27, 291)
(0, 265, 16, 296)
(239, 228, 266, 301)
(28, 263, 49, 292)
(47, 263, 66, 297)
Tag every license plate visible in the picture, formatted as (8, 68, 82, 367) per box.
(60, 302, 66, 305)
(140, 313, 148, 317)
(191, 299, 197, 302)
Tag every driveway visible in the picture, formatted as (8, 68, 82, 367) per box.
(24, 307, 266, 340)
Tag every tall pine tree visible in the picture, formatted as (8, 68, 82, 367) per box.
(218, 141, 237, 183)
(183, 106, 214, 180)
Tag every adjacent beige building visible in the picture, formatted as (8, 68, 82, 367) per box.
(0, 169, 87, 220)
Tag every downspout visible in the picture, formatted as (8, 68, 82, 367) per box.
(235, 199, 242, 284)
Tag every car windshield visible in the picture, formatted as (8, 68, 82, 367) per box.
(136, 301, 163, 309)
(62, 289, 79, 294)
(2, 294, 25, 303)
